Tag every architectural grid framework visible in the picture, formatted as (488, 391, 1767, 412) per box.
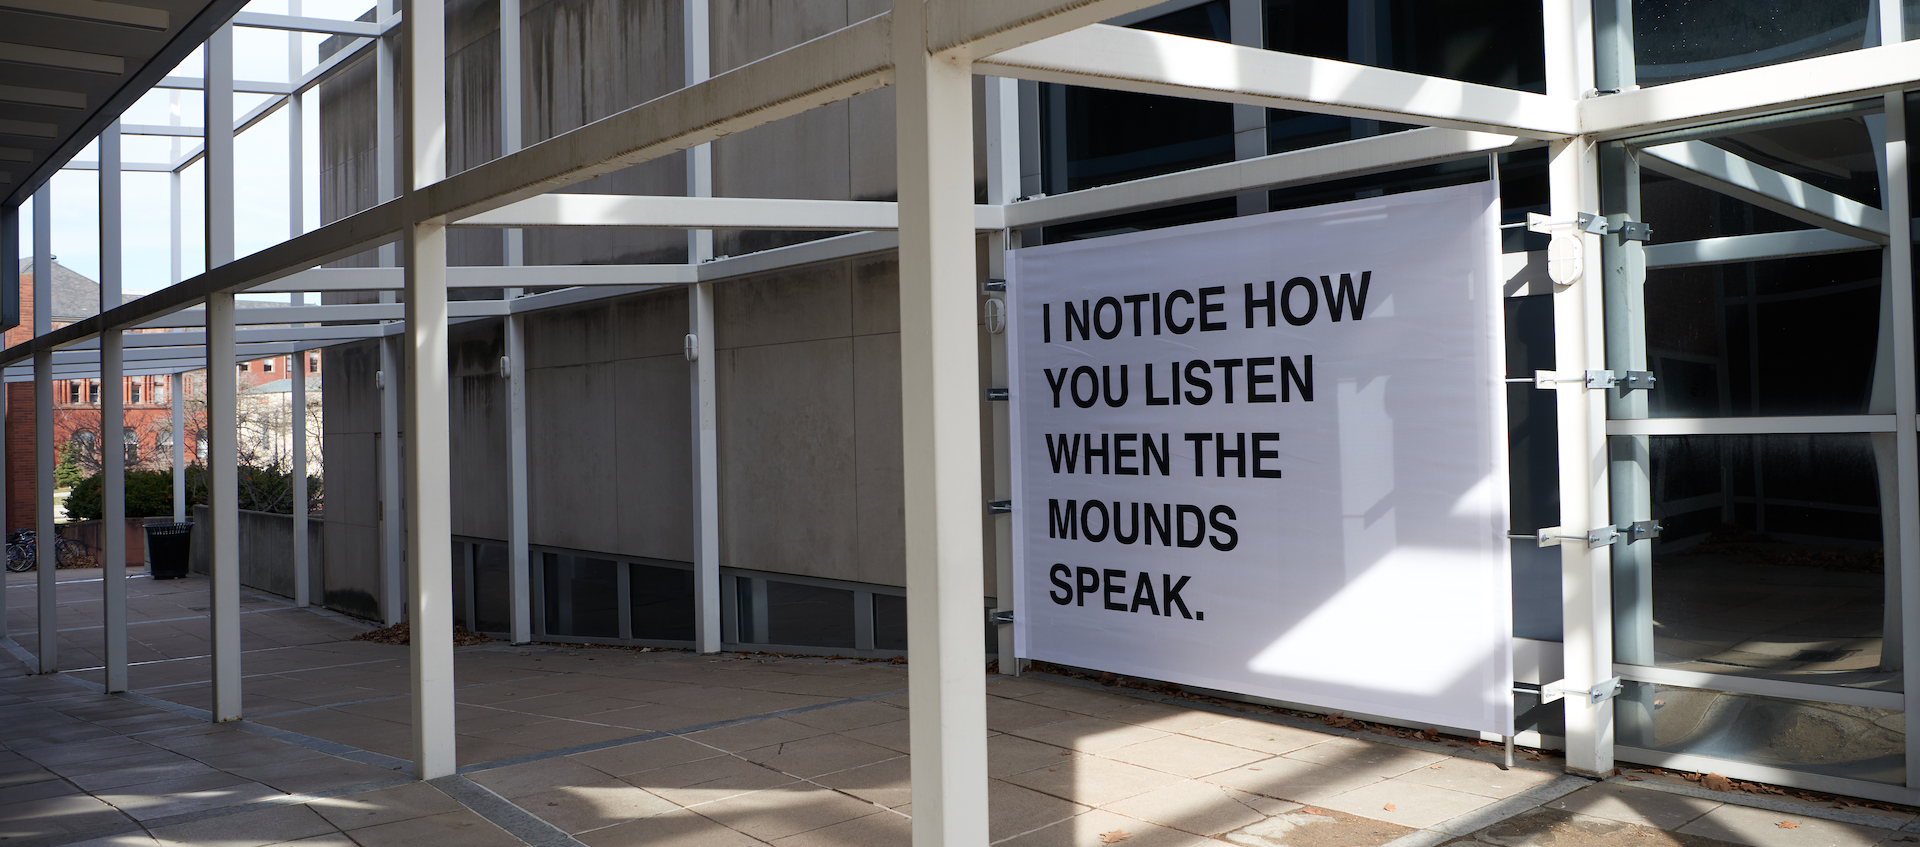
(1, 0, 1919, 839)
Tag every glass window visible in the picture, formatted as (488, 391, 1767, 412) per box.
(65, 382, 79, 405)
(873, 593, 908, 651)
(451, 541, 469, 630)
(1616, 681, 1902, 785)
(1616, 434, 1891, 691)
(543, 553, 619, 639)
(88, 381, 100, 404)
(1039, 1, 1233, 194)
(629, 561, 694, 641)
(474, 544, 510, 633)
(760, 580, 855, 649)
(1627, 0, 1872, 87)
(1264, 0, 1545, 89)
(129, 381, 142, 405)
(1640, 252, 1880, 418)
(123, 428, 138, 464)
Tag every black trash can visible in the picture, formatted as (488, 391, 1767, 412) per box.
(146, 522, 193, 579)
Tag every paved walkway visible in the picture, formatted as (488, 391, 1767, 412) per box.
(0, 569, 1915, 846)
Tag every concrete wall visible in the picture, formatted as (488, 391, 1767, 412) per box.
(318, 0, 1001, 616)
(189, 505, 327, 604)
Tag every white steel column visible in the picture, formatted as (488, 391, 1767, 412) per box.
(291, 354, 309, 607)
(403, 0, 455, 780)
(206, 21, 242, 722)
(895, 0, 990, 841)
(984, 75, 1018, 672)
(375, 0, 397, 269)
(32, 186, 53, 674)
(683, 0, 712, 264)
(1883, 92, 1920, 787)
(1228, 0, 1268, 216)
(379, 335, 402, 624)
(171, 373, 185, 522)
(505, 314, 530, 644)
(1544, 0, 1612, 777)
(687, 283, 718, 653)
(100, 120, 129, 693)
(500, 0, 523, 269)
(1, 200, 16, 639)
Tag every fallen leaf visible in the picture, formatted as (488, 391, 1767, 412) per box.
(1526, 756, 1541, 762)
(1383, 803, 1396, 811)
(1429, 765, 1444, 770)
(1701, 773, 1733, 792)
(1248, 767, 1262, 771)
(1776, 821, 1799, 829)
(1303, 808, 1328, 816)
(1100, 830, 1132, 843)
(1624, 775, 1643, 782)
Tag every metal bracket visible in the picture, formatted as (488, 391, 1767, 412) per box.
(981, 278, 1007, 294)
(1583, 369, 1656, 393)
(1541, 677, 1623, 705)
(1527, 211, 1609, 236)
(986, 500, 1012, 515)
(1624, 519, 1662, 542)
(989, 609, 1014, 625)
(985, 387, 1009, 401)
(1506, 526, 1623, 549)
(1614, 220, 1653, 243)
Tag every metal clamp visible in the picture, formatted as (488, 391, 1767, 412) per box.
(986, 500, 1012, 515)
(1586, 369, 1656, 393)
(1614, 220, 1653, 243)
(1624, 520, 1662, 542)
(1528, 212, 1610, 236)
(1541, 676, 1623, 705)
(1506, 526, 1622, 549)
(981, 278, 1007, 294)
(989, 609, 1014, 625)
(985, 387, 1009, 401)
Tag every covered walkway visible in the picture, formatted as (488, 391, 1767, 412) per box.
(0, 570, 1911, 847)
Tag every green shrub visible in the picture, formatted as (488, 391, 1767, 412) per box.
(66, 465, 321, 521)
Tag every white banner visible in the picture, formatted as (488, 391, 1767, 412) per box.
(1008, 183, 1512, 735)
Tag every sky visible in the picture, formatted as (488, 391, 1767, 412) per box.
(18, 0, 379, 300)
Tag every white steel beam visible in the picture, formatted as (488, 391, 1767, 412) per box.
(688, 284, 718, 653)
(157, 76, 297, 95)
(1005, 127, 1530, 228)
(897, 0, 990, 842)
(403, 0, 455, 780)
(985, 74, 1018, 672)
(1638, 141, 1890, 244)
(1582, 40, 1920, 140)
(930, 0, 1174, 58)
(248, 264, 701, 292)
(100, 120, 129, 693)
(1643, 229, 1878, 269)
(457, 194, 1007, 230)
(132, 301, 507, 329)
(233, 11, 381, 37)
(977, 25, 1577, 140)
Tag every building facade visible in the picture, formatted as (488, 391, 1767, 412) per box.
(5, 0, 1920, 814)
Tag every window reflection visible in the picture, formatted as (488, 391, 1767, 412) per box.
(1630, 0, 1871, 86)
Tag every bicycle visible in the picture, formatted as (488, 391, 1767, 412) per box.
(5, 530, 87, 572)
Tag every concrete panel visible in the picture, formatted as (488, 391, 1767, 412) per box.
(851, 332, 903, 587)
(451, 374, 510, 539)
(713, 262, 851, 349)
(613, 287, 689, 361)
(527, 362, 620, 553)
(522, 0, 683, 142)
(325, 432, 379, 528)
(324, 341, 382, 435)
(849, 254, 899, 336)
(717, 338, 858, 581)
(323, 519, 381, 620)
(615, 355, 694, 562)
(847, 87, 896, 202)
(709, 0, 846, 73)
(527, 301, 621, 370)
